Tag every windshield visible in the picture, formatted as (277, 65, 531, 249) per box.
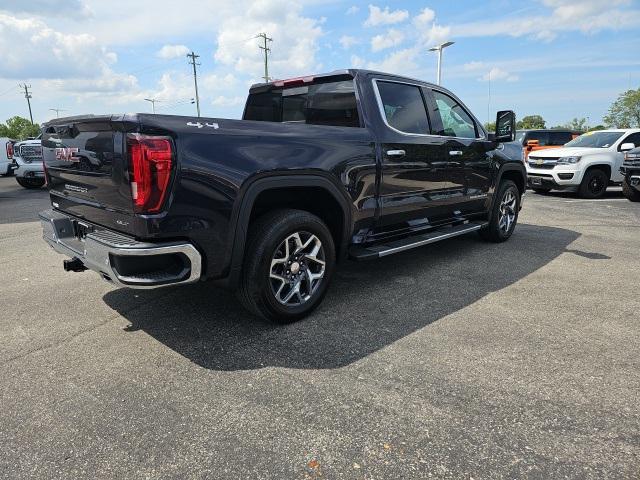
(564, 131, 623, 149)
(515, 130, 527, 143)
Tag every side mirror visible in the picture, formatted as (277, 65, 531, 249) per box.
(494, 110, 516, 143)
(620, 142, 635, 152)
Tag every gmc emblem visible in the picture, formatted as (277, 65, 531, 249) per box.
(55, 147, 80, 162)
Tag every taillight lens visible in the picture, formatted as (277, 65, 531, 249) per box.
(127, 134, 174, 213)
(6, 141, 13, 160)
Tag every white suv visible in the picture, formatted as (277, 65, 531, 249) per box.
(526, 129, 640, 198)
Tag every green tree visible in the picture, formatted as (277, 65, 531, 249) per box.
(484, 121, 496, 132)
(565, 117, 588, 131)
(516, 115, 546, 129)
(0, 116, 41, 140)
(589, 125, 606, 131)
(603, 88, 640, 128)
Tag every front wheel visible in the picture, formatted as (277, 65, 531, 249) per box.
(479, 180, 520, 243)
(578, 169, 608, 199)
(238, 209, 336, 323)
(16, 177, 45, 189)
(622, 178, 640, 202)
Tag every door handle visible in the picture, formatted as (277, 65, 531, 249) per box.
(449, 150, 463, 156)
(386, 149, 406, 157)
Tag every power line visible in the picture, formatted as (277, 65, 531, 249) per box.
(186, 51, 201, 117)
(157, 98, 195, 111)
(19, 84, 33, 124)
(257, 33, 273, 83)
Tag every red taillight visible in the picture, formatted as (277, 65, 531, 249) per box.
(273, 76, 315, 88)
(6, 141, 13, 160)
(127, 134, 174, 213)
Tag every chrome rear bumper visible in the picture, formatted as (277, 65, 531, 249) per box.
(39, 209, 202, 289)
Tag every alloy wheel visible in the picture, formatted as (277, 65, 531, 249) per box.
(498, 190, 517, 234)
(269, 231, 326, 306)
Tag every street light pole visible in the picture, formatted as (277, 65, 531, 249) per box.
(428, 41, 455, 86)
(144, 98, 161, 113)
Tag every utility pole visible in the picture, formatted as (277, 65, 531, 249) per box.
(144, 98, 161, 113)
(257, 33, 273, 82)
(487, 69, 491, 126)
(186, 51, 201, 117)
(19, 84, 34, 123)
(428, 41, 454, 86)
(49, 108, 66, 118)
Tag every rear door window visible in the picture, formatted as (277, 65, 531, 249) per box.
(376, 81, 431, 135)
(244, 79, 361, 127)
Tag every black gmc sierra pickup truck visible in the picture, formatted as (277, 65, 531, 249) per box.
(39, 69, 525, 322)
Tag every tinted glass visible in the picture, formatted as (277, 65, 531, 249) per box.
(377, 81, 430, 134)
(244, 79, 361, 127)
(526, 131, 549, 146)
(432, 91, 477, 138)
(565, 131, 624, 148)
(548, 131, 573, 146)
(620, 132, 640, 150)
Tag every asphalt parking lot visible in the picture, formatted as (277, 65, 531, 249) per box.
(0, 176, 638, 479)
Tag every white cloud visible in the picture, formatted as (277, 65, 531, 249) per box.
(0, 0, 92, 17)
(346, 6, 359, 15)
(366, 47, 421, 75)
(413, 7, 435, 26)
(452, 0, 639, 41)
(350, 55, 365, 68)
(339, 35, 359, 49)
(214, 0, 323, 79)
(371, 29, 404, 52)
(364, 5, 409, 27)
(0, 13, 120, 83)
(212, 95, 245, 107)
(480, 67, 519, 83)
(157, 44, 190, 59)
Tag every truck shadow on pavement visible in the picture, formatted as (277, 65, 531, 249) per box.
(103, 223, 580, 371)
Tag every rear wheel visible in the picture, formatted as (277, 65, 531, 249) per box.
(622, 178, 640, 202)
(16, 177, 45, 189)
(578, 169, 608, 199)
(238, 209, 335, 323)
(479, 180, 520, 243)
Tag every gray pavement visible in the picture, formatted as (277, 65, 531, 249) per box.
(0, 175, 638, 479)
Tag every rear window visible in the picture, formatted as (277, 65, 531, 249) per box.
(548, 131, 573, 146)
(244, 79, 361, 128)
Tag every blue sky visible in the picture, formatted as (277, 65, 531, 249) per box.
(0, 0, 639, 127)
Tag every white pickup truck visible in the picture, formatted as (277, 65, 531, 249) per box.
(12, 137, 45, 188)
(1, 137, 15, 176)
(526, 129, 640, 198)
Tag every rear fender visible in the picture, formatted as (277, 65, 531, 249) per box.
(226, 173, 352, 288)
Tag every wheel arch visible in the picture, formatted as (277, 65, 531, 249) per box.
(227, 173, 353, 288)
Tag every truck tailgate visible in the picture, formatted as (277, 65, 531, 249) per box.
(42, 116, 137, 234)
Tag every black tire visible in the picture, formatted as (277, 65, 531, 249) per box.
(237, 209, 336, 323)
(16, 177, 45, 189)
(622, 178, 640, 202)
(578, 169, 608, 199)
(532, 187, 551, 194)
(479, 180, 520, 243)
